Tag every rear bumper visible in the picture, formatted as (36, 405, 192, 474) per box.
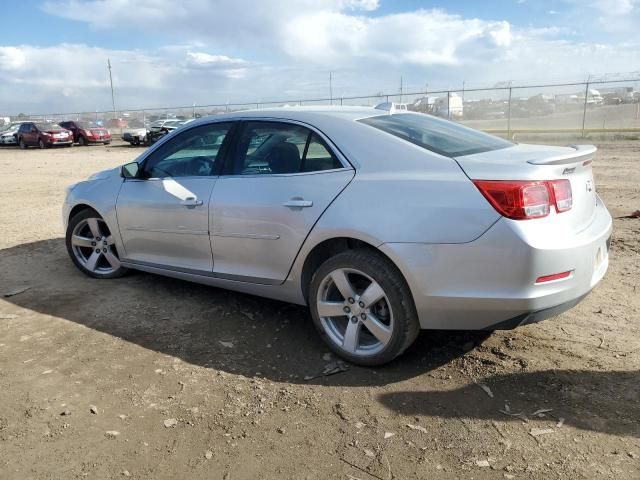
(380, 195, 612, 330)
(122, 133, 144, 143)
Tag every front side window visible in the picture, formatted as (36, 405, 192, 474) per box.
(358, 113, 512, 157)
(142, 123, 231, 178)
(226, 121, 342, 175)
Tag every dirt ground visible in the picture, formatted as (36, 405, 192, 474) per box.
(0, 140, 638, 480)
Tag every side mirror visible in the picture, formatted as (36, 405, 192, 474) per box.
(121, 161, 142, 179)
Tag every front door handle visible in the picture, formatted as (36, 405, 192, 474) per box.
(180, 197, 203, 207)
(283, 198, 313, 208)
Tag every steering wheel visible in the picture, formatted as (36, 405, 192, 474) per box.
(187, 156, 214, 176)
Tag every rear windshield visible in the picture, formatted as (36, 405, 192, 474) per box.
(358, 113, 512, 157)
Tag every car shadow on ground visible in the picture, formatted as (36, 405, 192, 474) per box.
(0, 238, 488, 387)
(2, 238, 638, 438)
(378, 369, 640, 438)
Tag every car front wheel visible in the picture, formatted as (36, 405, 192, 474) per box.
(19, 138, 27, 149)
(66, 209, 128, 279)
(309, 249, 420, 366)
(38, 139, 46, 149)
(78, 136, 86, 146)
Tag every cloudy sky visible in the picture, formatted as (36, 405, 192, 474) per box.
(1, 0, 639, 114)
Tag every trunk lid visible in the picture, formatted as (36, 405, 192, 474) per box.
(455, 143, 597, 233)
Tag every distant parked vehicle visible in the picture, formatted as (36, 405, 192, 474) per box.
(107, 118, 128, 129)
(122, 119, 184, 146)
(0, 122, 28, 145)
(59, 121, 112, 145)
(144, 119, 189, 145)
(16, 122, 73, 149)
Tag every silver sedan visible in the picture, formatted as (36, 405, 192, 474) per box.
(63, 107, 612, 365)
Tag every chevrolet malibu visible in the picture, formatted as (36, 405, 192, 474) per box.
(63, 107, 612, 365)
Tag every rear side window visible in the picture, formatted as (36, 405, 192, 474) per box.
(225, 121, 343, 175)
(358, 113, 512, 157)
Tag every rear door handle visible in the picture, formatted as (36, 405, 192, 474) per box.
(180, 197, 203, 207)
(283, 198, 313, 208)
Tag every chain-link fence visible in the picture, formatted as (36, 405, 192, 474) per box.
(3, 78, 640, 137)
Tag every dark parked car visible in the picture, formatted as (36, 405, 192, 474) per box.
(59, 121, 112, 145)
(16, 122, 73, 149)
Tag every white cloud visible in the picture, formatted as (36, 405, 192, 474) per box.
(0, 47, 27, 70)
(280, 9, 512, 67)
(590, 0, 636, 15)
(0, 0, 637, 113)
(0, 43, 252, 112)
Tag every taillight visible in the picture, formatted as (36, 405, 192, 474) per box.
(549, 179, 572, 212)
(473, 181, 550, 220)
(473, 180, 572, 220)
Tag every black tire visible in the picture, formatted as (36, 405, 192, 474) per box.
(309, 249, 420, 366)
(78, 135, 86, 146)
(65, 209, 128, 279)
(38, 139, 46, 149)
(19, 138, 27, 149)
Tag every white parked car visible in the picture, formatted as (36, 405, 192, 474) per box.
(0, 122, 27, 145)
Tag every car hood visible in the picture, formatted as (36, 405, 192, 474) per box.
(87, 167, 120, 181)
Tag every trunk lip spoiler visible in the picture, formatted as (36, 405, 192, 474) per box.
(527, 144, 596, 166)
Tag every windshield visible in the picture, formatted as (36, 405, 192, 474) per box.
(35, 123, 58, 130)
(358, 113, 512, 157)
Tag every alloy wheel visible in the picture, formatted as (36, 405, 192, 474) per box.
(316, 267, 393, 357)
(70, 217, 121, 274)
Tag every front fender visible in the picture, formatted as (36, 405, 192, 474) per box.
(63, 175, 124, 253)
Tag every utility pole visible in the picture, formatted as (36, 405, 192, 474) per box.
(329, 72, 333, 106)
(399, 76, 403, 103)
(107, 58, 116, 119)
(581, 74, 593, 137)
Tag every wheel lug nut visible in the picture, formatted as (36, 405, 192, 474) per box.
(359, 301, 365, 308)
(91, 241, 96, 246)
(103, 248, 107, 253)
(95, 249, 100, 253)
(96, 237, 101, 241)
(343, 306, 351, 313)
(361, 313, 367, 320)
(348, 297, 355, 304)
(350, 316, 358, 323)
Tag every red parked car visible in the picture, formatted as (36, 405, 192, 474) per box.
(16, 122, 73, 149)
(59, 120, 112, 146)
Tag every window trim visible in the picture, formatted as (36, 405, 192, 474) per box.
(219, 119, 350, 177)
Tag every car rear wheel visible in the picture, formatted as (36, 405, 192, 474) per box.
(66, 209, 128, 279)
(309, 249, 420, 366)
(19, 138, 27, 149)
(78, 136, 86, 146)
(38, 139, 46, 149)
